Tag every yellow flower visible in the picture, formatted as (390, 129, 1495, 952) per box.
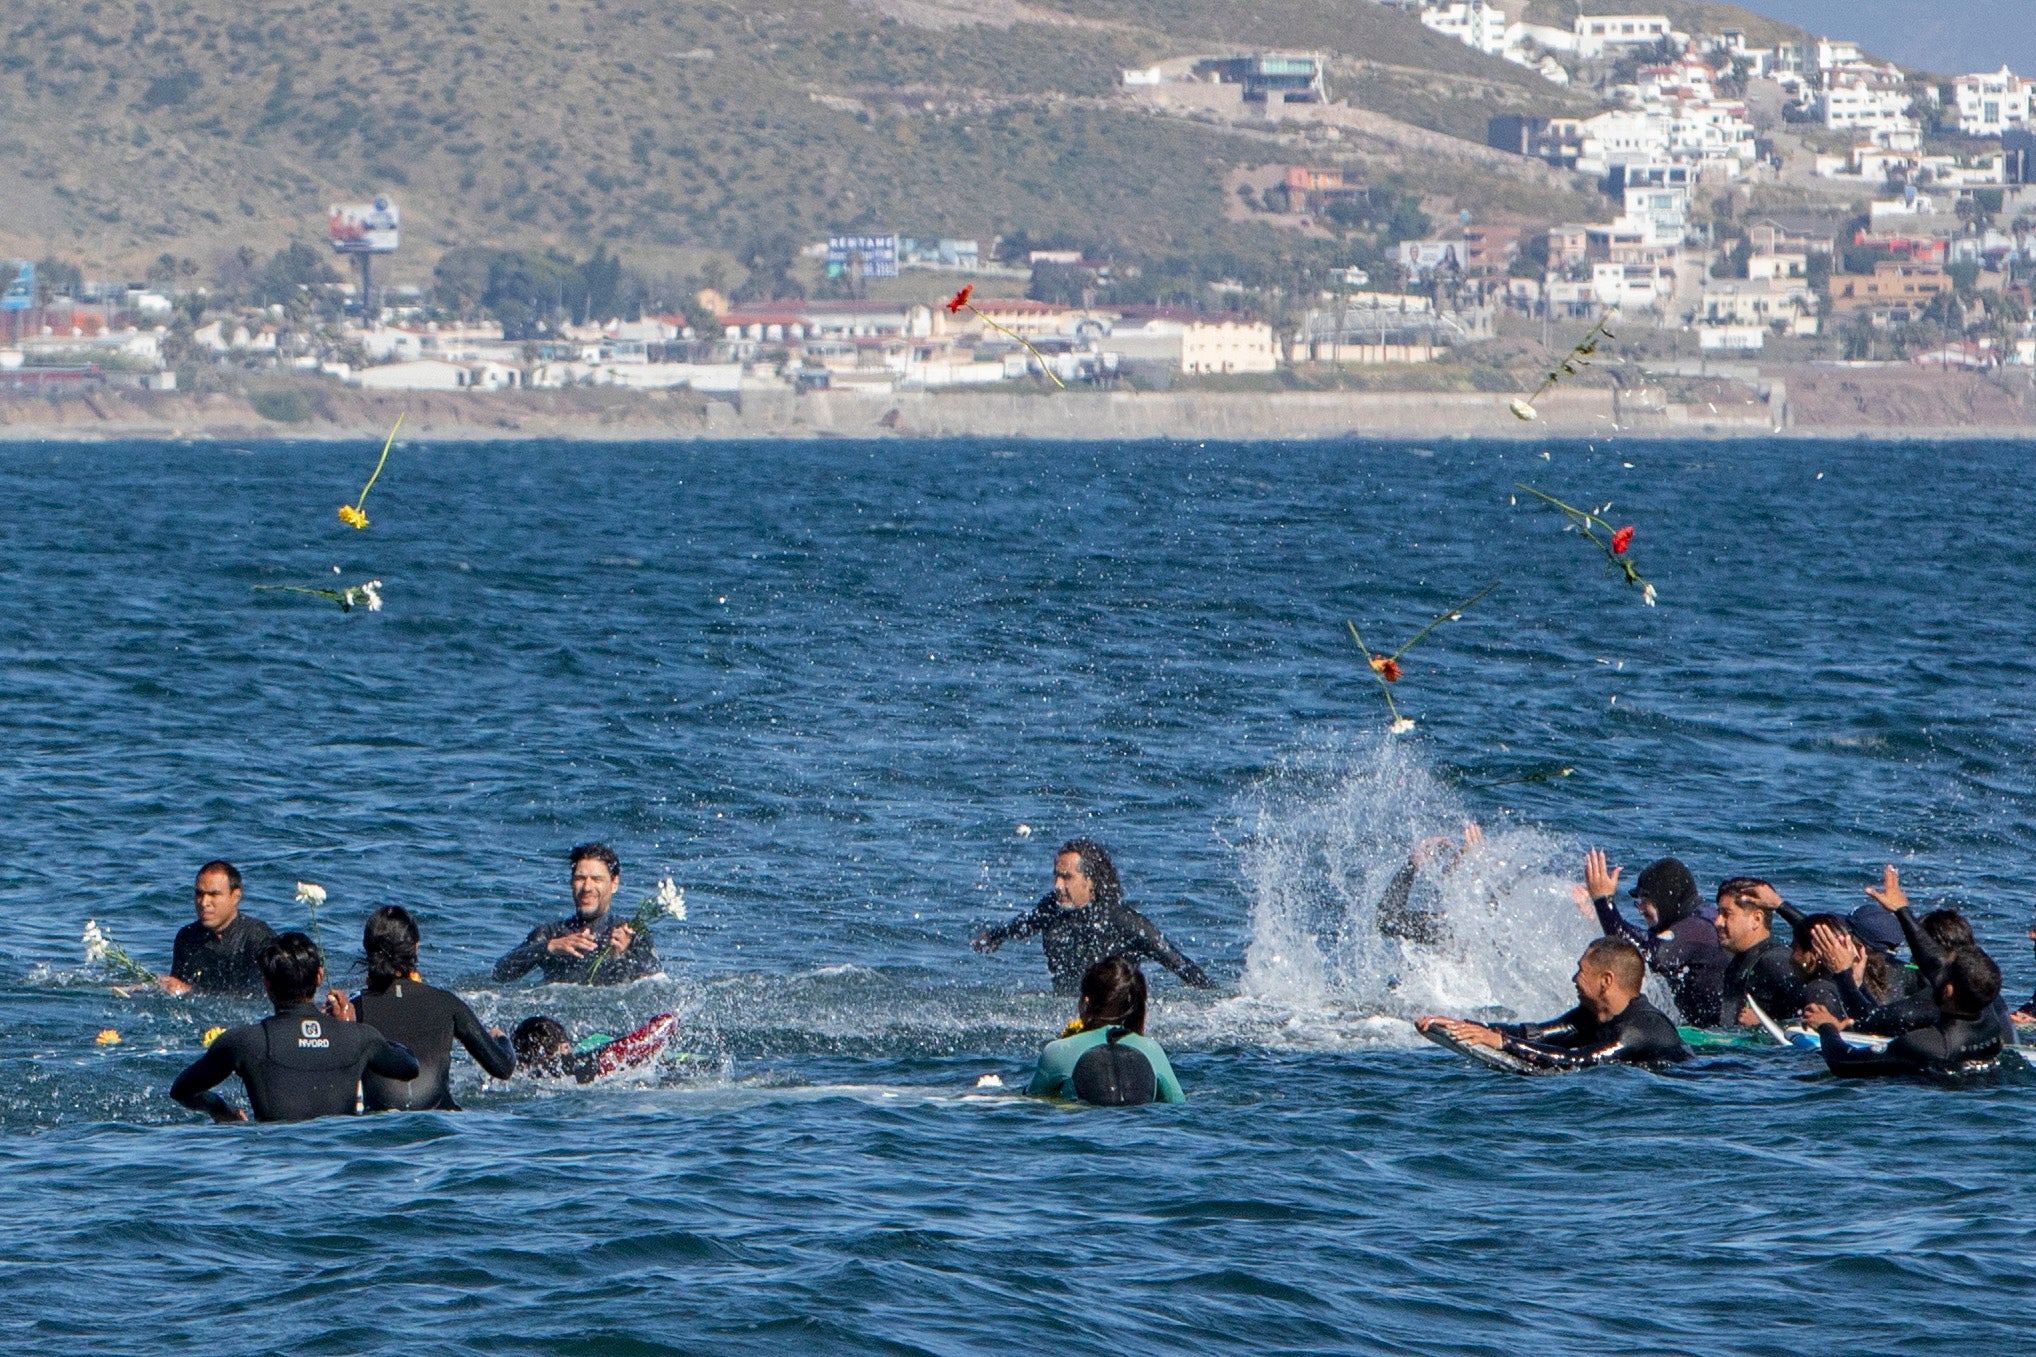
(202, 1026, 227, 1048)
(1060, 1018, 1086, 1038)
(337, 504, 369, 529)
(94, 1029, 121, 1046)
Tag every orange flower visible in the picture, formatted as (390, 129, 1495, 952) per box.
(1369, 655, 1402, 682)
(1611, 525, 1634, 555)
(945, 285, 973, 314)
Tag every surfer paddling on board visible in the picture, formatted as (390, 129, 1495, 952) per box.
(1416, 937, 1689, 1070)
(326, 906, 516, 1111)
(160, 861, 276, 997)
(493, 844, 659, 986)
(1811, 948, 2006, 1077)
(1578, 853, 1725, 1027)
(169, 932, 420, 1123)
(973, 839, 1216, 995)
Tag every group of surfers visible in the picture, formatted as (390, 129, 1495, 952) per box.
(147, 829, 2025, 1124)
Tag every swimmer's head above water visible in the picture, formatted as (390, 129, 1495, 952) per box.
(1054, 839, 1121, 912)
(569, 843, 622, 920)
(258, 931, 324, 1009)
(1077, 957, 1148, 1036)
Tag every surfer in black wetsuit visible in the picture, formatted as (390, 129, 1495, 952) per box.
(160, 860, 276, 997)
(1812, 948, 2005, 1077)
(493, 843, 659, 986)
(170, 931, 419, 1123)
(1376, 825, 1483, 946)
(973, 838, 1215, 995)
(1417, 937, 1688, 1069)
(1714, 879, 1808, 1026)
(1580, 851, 1725, 1027)
(511, 1016, 603, 1083)
(331, 906, 515, 1111)
(1812, 867, 2012, 1039)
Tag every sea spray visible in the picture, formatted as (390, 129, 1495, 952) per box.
(1229, 737, 1598, 1042)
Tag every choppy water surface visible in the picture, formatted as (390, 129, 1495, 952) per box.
(3, 436, 2035, 1354)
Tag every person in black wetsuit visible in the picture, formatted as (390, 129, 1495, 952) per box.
(170, 931, 419, 1123)
(1376, 825, 1483, 946)
(160, 860, 276, 997)
(1417, 937, 1688, 1069)
(1808, 866, 2013, 1040)
(972, 838, 1215, 995)
(1579, 851, 1725, 1027)
(511, 1016, 605, 1083)
(331, 906, 515, 1111)
(493, 843, 660, 986)
(1814, 948, 2006, 1077)
(2014, 921, 2036, 1030)
(1714, 878, 1808, 1026)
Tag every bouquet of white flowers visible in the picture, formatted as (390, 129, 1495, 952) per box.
(586, 877, 686, 982)
(81, 920, 157, 984)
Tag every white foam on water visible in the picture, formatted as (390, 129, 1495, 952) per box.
(1195, 737, 1599, 1051)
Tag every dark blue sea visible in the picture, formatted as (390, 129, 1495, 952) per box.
(2, 435, 2033, 1355)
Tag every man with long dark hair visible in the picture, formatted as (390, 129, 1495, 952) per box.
(973, 838, 1216, 994)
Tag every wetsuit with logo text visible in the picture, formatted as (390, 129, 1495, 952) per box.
(170, 1003, 419, 1123)
(353, 980, 515, 1111)
(493, 909, 660, 986)
(1493, 994, 1689, 1070)
(979, 894, 1214, 995)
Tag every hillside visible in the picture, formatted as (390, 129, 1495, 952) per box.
(0, 0, 1601, 290)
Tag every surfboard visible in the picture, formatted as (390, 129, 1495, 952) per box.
(591, 1012, 676, 1080)
(1420, 1024, 1549, 1075)
(1678, 1027, 1770, 1050)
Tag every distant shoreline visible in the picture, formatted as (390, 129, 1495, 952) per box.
(2, 377, 2033, 444)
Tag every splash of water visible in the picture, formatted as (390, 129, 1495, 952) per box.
(1220, 738, 1599, 1048)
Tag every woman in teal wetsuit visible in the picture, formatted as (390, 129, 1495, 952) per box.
(1027, 957, 1185, 1105)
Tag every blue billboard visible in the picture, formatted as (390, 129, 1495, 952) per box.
(0, 261, 31, 312)
(826, 234, 898, 279)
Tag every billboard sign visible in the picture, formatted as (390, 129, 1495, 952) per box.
(328, 198, 400, 254)
(0, 260, 31, 311)
(826, 233, 898, 279)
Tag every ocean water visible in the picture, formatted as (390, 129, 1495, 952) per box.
(2, 435, 2034, 1354)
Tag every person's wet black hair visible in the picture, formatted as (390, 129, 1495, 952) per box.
(570, 842, 622, 881)
(1058, 839, 1123, 912)
(198, 859, 242, 891)
(363, 906, 420, 993)
(1581, 936, 1645, 991)
(1077, 956, 1147, 1035)
(1791, 912, 1849, 954)
(1922, 909, 1975, 950)
(258, 931, 322, 1004)
(512, 1016, 572, 1065)
(1939, 949, 2002, 1019)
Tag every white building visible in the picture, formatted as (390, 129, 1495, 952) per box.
(1821, 76, 1919, 148)
(352, 359, 520, 392)
(1184, 321, 1278, 374)
(1572, 13, 1675, 60)
(1622, 184, 1689, 246)
(1953, 67, 2033, 137)
(1422, 1, 1509, 56)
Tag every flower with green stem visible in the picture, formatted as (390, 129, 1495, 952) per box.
(1514, 484, 1657, 604)
(81, 919, 157, 984)
(1346, 581, 1500, 734)
(1510, 315, 1617, 421)
(944, 286, 1068, 390)
(339, 413, 404, 528)
(254, 579, 384, 612)
(585, 877, 686, 983)
(295, 882, 327, 960)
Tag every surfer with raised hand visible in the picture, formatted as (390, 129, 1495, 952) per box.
(169, 931, 420, 1123)
(1376, 824, 1483, 946)
(1416, 937, 1688, 1070)
(327, 906, 515, 1111)
(1026, 958, 1185, 1105)
(1844, 867, 2014, 1038)
(1810, 948, 2006, 1077)
(1577, 851, 1724, 1027)
(160, 860, 277, 997)
(973, 839, 1216, 995)
(1714, 879, 1808, 1027)
(493, 844, 659, 986)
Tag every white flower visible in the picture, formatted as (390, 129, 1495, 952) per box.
(295, 882, 327, 907)
(1015, 823, 1032, 837)
(82, 921, 108, 964)
(652, 877, 686, 921)
(1509, 398, 1538, 421)
(361, 580, 383, 612)
(975, 1073, 1005, 1088)
(1642, 583, 1658, 607)
(1389, 717, 1416, 735)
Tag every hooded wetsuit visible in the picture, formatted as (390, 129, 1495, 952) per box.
(1722, 935, 1807, 1025)
(1026, 1025, 1185, 1103)
(168, 913, 277, 995)
(353, 980, 516, 1111)
(1591, 895, 1725, 1027)
(170, 1003, 419, 1123)
(1492, 994, 1689, 1070)
(493, 909, 660, 986)
(979, 894, 1214, 995)
(1818, 1012, 2004, 1077)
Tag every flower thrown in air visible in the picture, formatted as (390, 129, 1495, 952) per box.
(945, 285, 974, 314)
(1515, 485, 1656, 605)
(1369, 655, 1403, 682)
(937, 286, 1066, 390)
(651, 877, 686, 922)
(337, 504, 369, 530)
(1512, 315, 1617, 420)
(295, 882, 328, 908)
(1347, 581, 1499, 732)
(1389, 717, 1417, 735)
(1611, 526, 1634, 555)
(338, 413, 404, 530)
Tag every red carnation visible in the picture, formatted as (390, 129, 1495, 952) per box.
(1370, 655, 1402, 682)
(945, 285, 973, 314)
(1611, 525, 1634, 555)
